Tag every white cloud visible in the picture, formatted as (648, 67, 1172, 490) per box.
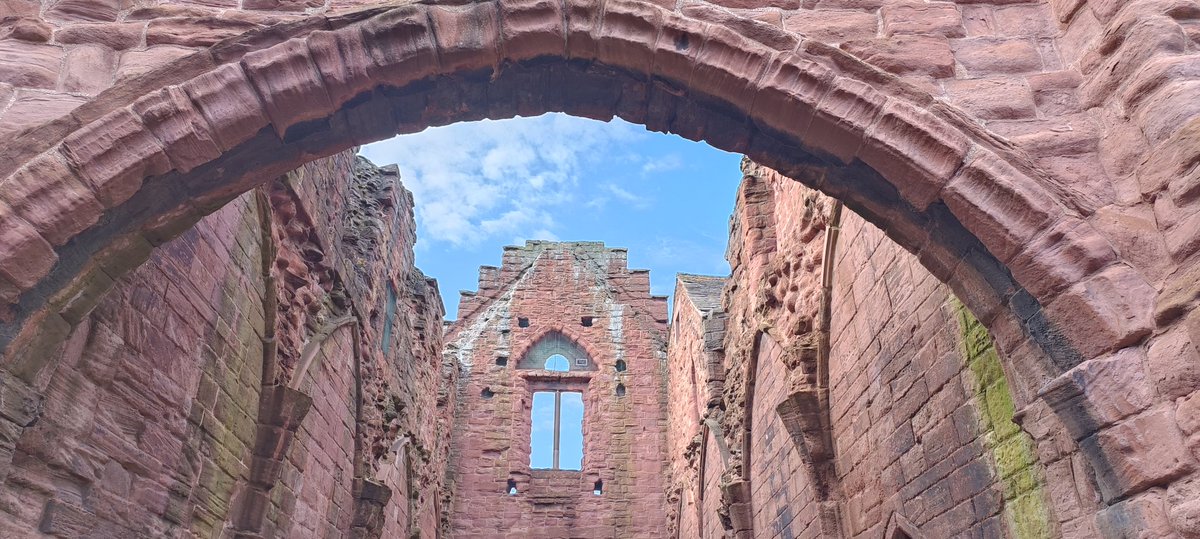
(360, 114, 643, 247)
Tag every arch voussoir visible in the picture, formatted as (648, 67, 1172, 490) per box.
(858, 98, 971, 211)
(0, 152, 103, 248)
(806, 76, 883, 163)
(692, 23, 773, 115)
(181, 63, 272, 152)
(242, 38, 337, 137)
(429, 2, 502, 74)
(746, 54, 832, 144)
(0, 205, 56, 297)
(132, 86, 223, 174)
(307, 28, 376, 110)
(62, 108, 172, 209)
(943, 149, 1059, 266)
(497, 0, 566, 62)
(358, 5, 440, 89)
(1044, 265, 1156, 360)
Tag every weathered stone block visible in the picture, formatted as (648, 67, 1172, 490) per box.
(241, 38, 334, 137)
(0, 152, 103, 246)
(859, 100, 970, 210)
(1083, 409, 1195, 502)
(62, 108, 171, 207)
(1044, 265, 1154, 359)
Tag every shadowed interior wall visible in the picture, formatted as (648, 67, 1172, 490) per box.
(0, 151, 454, 538)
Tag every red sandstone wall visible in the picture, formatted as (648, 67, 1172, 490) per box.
(444, 242, 670, 538)
(0, 151, 453, 537)
(665, 163, 1076, 538)
(665, 274, 726, 538)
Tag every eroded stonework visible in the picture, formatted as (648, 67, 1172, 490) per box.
(0, 0, 1198, 534)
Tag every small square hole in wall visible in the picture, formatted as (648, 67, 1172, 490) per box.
(518, 317, 530, 328)
(496, 356, 508, 367)
(581, 316, 594, 327)
(593, 479, 603, 495)
(481, 387, 495, 399)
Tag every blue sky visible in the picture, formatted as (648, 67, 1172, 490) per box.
(359, 113, 743, 320)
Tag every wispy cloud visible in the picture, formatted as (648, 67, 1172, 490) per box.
(641, 153, 685, 175)
(604, 183, 650, 210)
(360, 114, 643, 247)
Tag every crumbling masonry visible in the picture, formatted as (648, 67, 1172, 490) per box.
(2, 0, 1200, 536)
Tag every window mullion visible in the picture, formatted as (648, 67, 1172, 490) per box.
(553, 390, 562, 469)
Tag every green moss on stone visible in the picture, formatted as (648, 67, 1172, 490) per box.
(952, 297, 1052, 539)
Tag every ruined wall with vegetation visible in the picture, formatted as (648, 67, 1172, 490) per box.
(0, 150, 454, 537)
(443, 242, 670, 539)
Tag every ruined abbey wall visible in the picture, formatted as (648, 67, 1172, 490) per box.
(664, 162, 1155, 538)
(443, 242, 672, 539)
(0, 150, 454, 538)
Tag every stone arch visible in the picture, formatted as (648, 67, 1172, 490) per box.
(0, 3, 1168, 532)
(0, 1, 1133, 377)
(514, 328, 597, 371)
(510, 324, 604, 370)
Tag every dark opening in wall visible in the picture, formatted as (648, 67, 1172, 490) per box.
(581, 316, 594, 327)
(496, 356, 508, 367)
(616, 384, 626, 397)
(614, 359, 627, 372)
(481, 387, 495, 399)
(506, 479, 518, 495)
(518, 317, 530, 328)
(593, 479, 603, 495)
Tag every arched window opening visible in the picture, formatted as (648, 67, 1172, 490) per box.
(516, 332, 594, 371)
(615, 384, 626, 397)
(614, 359, 627, 372)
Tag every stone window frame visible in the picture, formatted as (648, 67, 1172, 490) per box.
(524, 373, 592, 472)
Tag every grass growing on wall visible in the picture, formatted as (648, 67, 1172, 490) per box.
(952, 297, 1052, 539)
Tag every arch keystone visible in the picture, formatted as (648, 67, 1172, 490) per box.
(597, 0, 664, 77)
(498, 0, 565, 62)
(651, 14, 708, 88)
(359, 5, 438, 88)
(430, 2, 502, 73)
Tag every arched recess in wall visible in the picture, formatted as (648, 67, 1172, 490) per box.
(0, 3, 1158, 532)
(511, 326, 601, 372)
